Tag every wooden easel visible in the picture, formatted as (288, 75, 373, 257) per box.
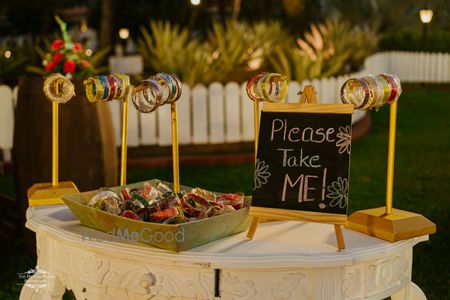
(247, 85, 349, 251)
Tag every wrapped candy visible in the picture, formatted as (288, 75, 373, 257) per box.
(149, 207, 180, 222)
(158, 192, 181, 210)
(198, 206, 224, 219)
(191, 187, 216, 202)
(216, 193, 244, 210)
(135, 204, 160, 221)
(88, 189, 123, 215)
(122, 193, 149, 212)
(156, 182, 172, 194)
(181, 194, 203, 217)
(140, 182, 160, 201)
(120, 187, 132, 201)
(121, 210, 141, 221)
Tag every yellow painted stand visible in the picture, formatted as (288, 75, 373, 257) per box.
(247, 86, 351, 251)
(346, 100, 436, 242)
(28, 101, 79, 206)
(253, 100, 260, 162)
(171, 102, 180, 193)
(120, 91, 130, 186)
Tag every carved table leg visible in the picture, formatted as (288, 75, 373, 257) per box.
(391, 282, 427, 300)
(19, 272, 65, 300)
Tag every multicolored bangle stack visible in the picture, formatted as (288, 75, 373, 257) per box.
(246, 72, 287, 103)
(341, 73, 402, 110)
(43, 73, 75, 103)
(131, 73, 182, 113)
(83, 74, 130, 103)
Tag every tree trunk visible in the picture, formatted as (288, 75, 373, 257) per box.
(99, 0, 114, 49)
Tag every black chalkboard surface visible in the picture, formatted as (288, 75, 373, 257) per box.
(252, 110, 352, 216)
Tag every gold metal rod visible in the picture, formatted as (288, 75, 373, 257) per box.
(120, 94, 129, 186)
(253, 100, 260, 162)
(171, 102, 180, 193)
(386, 100, 398, 214)
(52, 101, 59, 186)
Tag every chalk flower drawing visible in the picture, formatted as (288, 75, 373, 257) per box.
(336, 126, 351, 154)
(327, 177, 348, 208)
(254, 159, 271, 190)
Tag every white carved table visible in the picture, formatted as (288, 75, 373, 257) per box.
(20, 205, 428, 300)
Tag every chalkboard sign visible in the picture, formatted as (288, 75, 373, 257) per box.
(252, 103, 353, 222)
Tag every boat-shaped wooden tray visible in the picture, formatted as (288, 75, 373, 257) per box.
(61, 180, 252, 252)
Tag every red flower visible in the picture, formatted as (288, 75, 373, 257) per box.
(51, 40, 64, 51)
(63, 60, 76, 73)
(53, 52, 63, 64)
(80, 59, 91, 70)
(45, 61, 56, 72)
(73, 43, 83, 53)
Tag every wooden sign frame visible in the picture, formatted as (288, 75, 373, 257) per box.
(247, 86, 353, 251)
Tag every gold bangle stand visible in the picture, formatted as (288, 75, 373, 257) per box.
(28, 96, 79, 206)
(120, 91, 129, 186)
(171, 102, 180, 193)
(346, 101, 436, 242)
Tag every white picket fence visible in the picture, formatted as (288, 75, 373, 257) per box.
(1, 51, 449, 160)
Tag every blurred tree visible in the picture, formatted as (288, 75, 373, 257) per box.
(99, 0, 113, 49)
(1, 0, 57, 36)
(231, 0, 241, 21)
(240, 0, 326, 35)
(431, 0, 450, 30)
(282, 0, 305, 17)
(328, 0, 448, 33)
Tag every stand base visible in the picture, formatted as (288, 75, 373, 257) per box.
(346, 207, 436, 242)
(28, 181, 79, 206)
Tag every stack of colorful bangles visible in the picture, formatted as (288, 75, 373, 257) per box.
(246, 72, 288, 103)
(43, 73, 75, 103)
(83, 74, 130, 102)
(131, 73, 182, 113)
(340, 74, 402, 110)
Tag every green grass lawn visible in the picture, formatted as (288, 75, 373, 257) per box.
(0, 87, 449, 299)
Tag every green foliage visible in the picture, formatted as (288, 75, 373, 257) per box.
(204, 22, 253, 83)
(137, 21, 193, 76)
(248, 21, 292, 69)
(137, 19, 378, 85)
(137, 20, 261, 86)
(380, 29, 450, 53)
(268, 19, 378, 81)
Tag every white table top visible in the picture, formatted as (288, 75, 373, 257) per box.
(26, 205, 428, 269)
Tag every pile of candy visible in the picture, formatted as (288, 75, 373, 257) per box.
(87, 181, 245, 224)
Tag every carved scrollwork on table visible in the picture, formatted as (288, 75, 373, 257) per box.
(271, 272, 310, 300)
(343, 251, 410, 299)
(221, 272, 257, 299)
